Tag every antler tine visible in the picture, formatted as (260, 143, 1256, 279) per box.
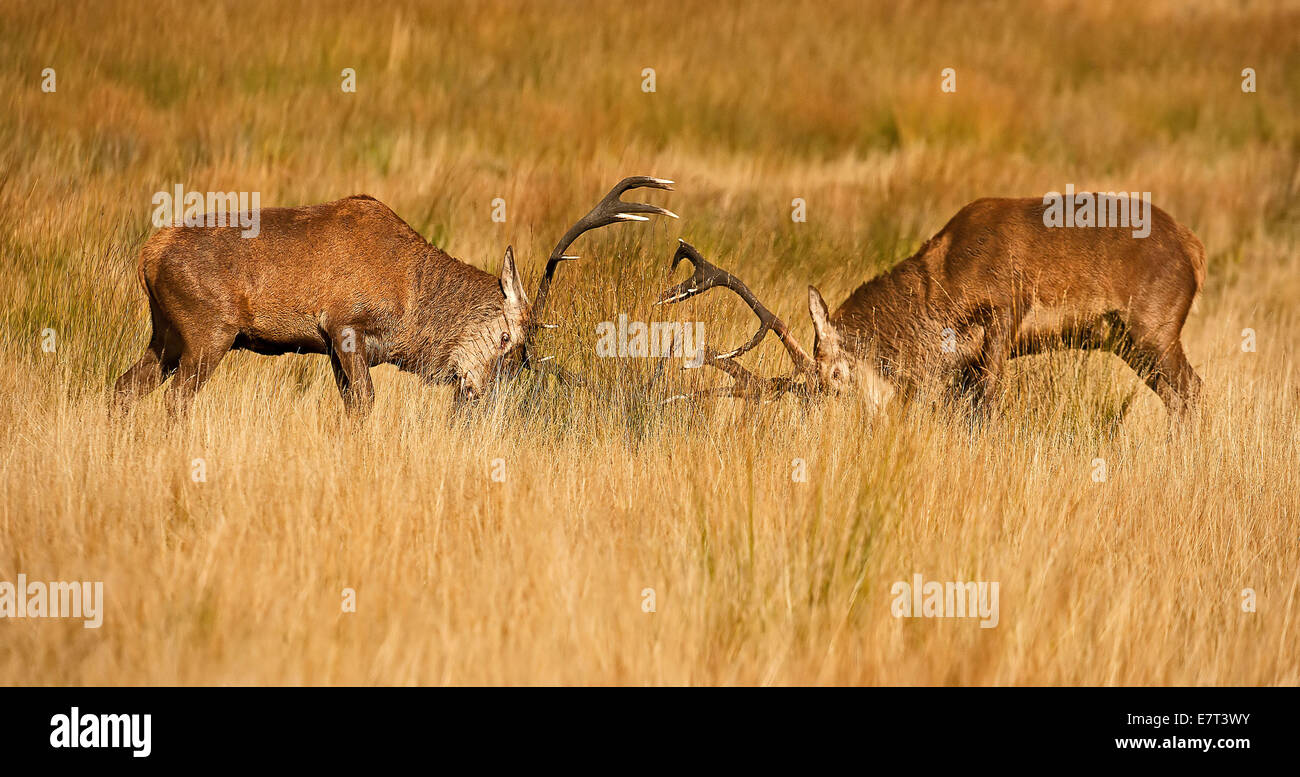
(530, 176, 677, 326)
(688, 347, 762, 387)
(656, 240, 816, 375)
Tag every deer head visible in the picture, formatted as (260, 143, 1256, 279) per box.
(807, 286, 851, 394)
(450, 245, 533, 402)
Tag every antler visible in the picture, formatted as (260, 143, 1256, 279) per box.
(524, 176, 676, 380)
(528, 176, 677, 332)
(656, 239, 816, 403)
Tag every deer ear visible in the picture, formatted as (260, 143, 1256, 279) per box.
(500, 246, 530, 309)
(808, 286, 837, 346)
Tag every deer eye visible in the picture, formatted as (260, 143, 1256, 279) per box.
(500, 332, 510, 347)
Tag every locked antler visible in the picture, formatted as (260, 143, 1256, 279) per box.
(656, 240, 816, 403)
(523, 176, 676, 384)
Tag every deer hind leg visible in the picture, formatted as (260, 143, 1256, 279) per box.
(1117, 330, 1201, 422)
(326, 326, 374, 419)
(163, 326, 236, 419)
(1140, 342, 1200, 420)
(112, 304, 183, 415)
(1166, 344, 1202, 420)
(1113, 291, 1201, 422)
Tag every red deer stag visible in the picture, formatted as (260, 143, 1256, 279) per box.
(113, 176, 676, 417)
(658, 196, 1205, 420)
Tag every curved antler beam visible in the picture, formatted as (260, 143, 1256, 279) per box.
(530, 176, 677, 326)
(523, 176, 676, 380)
(656, 240, 816, 376)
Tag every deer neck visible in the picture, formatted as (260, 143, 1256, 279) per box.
(386, 248, 502, 382)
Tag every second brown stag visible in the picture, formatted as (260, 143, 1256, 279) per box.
(659, 195, 1206, 421)
(113, 176, 676, 418)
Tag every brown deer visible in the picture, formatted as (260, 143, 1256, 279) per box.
(113, 176, 676, 417)
(658, 195, 1206, 420)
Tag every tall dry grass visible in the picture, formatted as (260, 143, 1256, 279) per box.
(1, 0, 1297, 684)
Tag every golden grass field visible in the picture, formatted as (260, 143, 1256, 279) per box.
(1, 0, 1298, 685)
